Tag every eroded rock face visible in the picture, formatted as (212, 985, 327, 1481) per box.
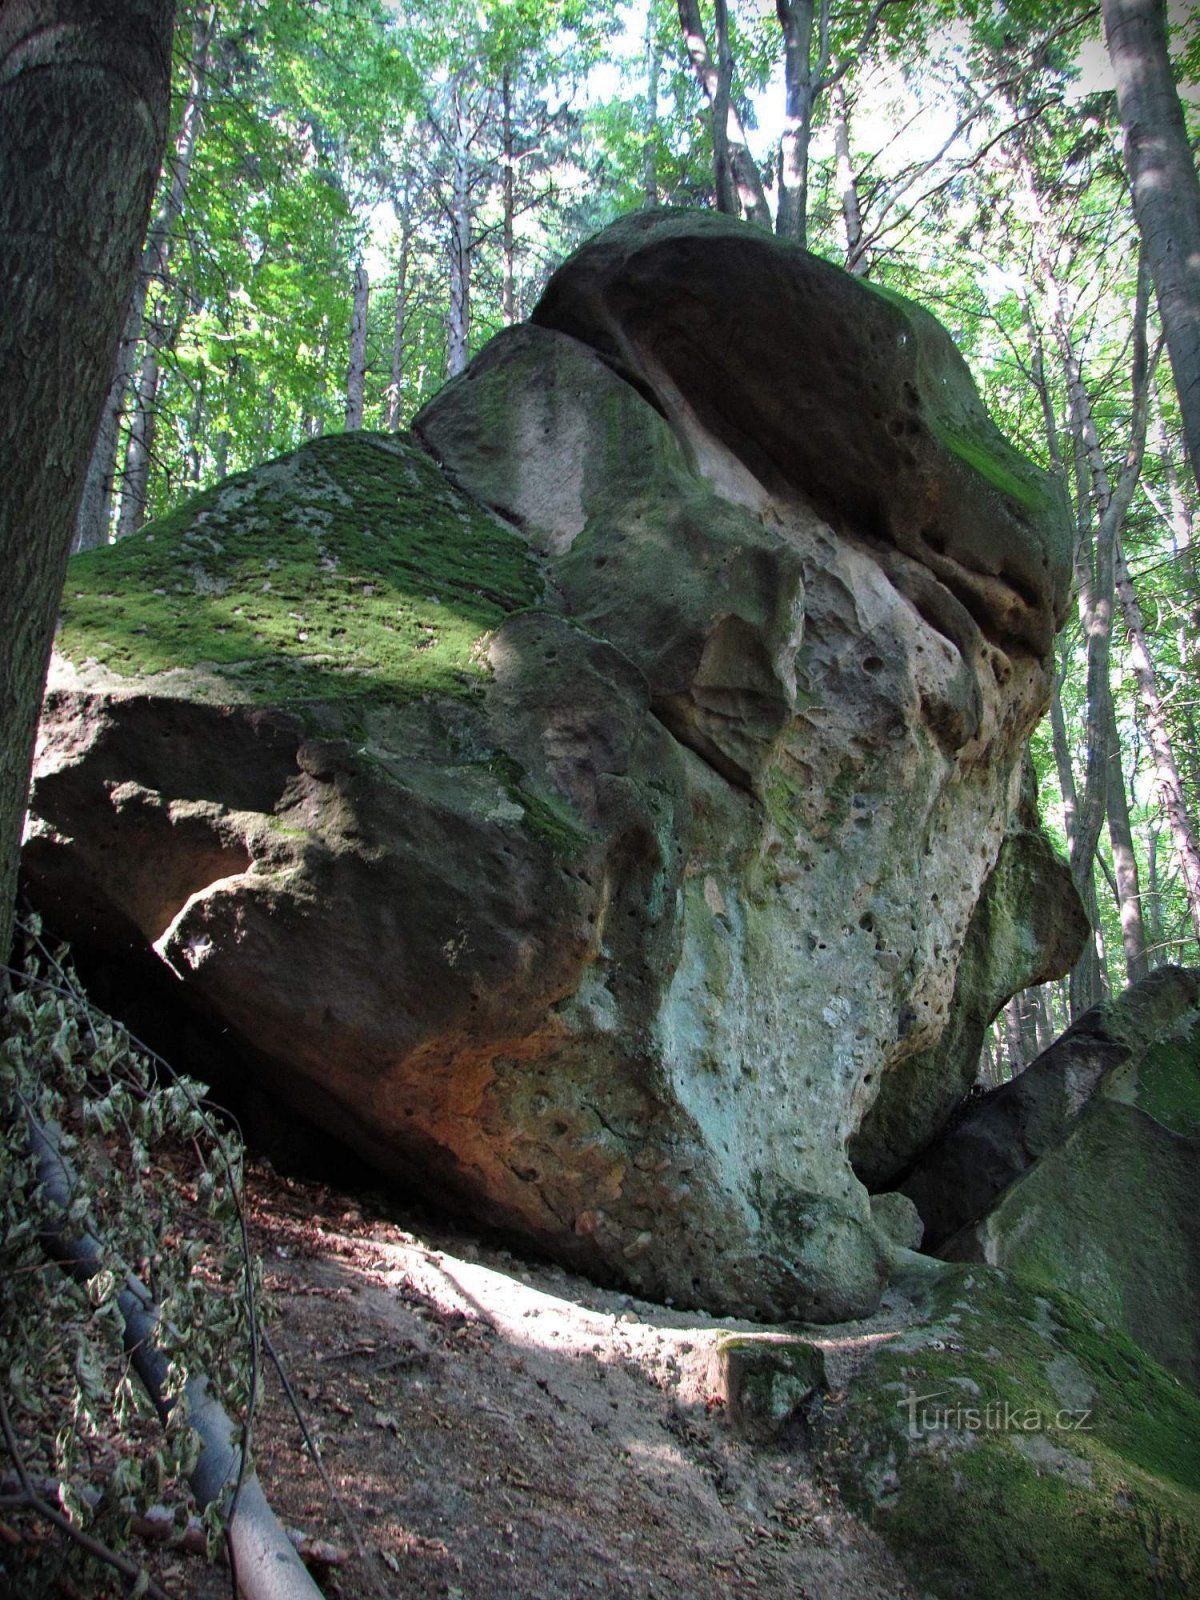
(910, 966, 1200, 1386)
(25, 211, 1081, 1321)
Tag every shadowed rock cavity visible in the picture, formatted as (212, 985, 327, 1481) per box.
(25, 210, 1083, 1323)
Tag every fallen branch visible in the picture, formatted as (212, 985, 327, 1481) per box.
(0, 1477, 346, 1568)
(22, 1108, 326, 1600)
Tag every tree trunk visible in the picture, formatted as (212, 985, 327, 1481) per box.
(1003, 996, 1027, 1077)
(831, 73, 866, 273)
(0, 0, 174, 964)
(1103, 0, 1200, 495)
(643, 5, 662, 206)
(117, 328, 162, 539)
(387, 221, 410, 432)
(447, 79, 472, 377)
(72, 0, 215, 551)
(1104, 722, 1150, 981)
(1146, 825, 1164, 958)
(776, 0, 817, 244)
(501, 69, 517, 325)
(1114, 535, 1200, 947)
(712, 0, 738, 215)
(344, 257, 369, 430)
(676, 0, 772, 227)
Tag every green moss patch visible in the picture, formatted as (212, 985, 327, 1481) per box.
(813, 1264, 1200, 1599)
(1124, 1037, 1200, 1137)
(929, 415, 1050, 514)
(58, 433, 545, 708)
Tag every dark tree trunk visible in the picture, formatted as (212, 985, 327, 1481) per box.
(0, 0, 174, 963)
(72, 0, 213, 551)
(1103, 0, 1200, 496)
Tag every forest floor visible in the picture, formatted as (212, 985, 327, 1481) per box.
(141, 1158, 919, 1600)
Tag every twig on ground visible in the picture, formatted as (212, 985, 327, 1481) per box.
(260, 1326, 396, 1600)
(0, 1390, 175, 1600)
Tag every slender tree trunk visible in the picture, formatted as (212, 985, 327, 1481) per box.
(1024, 146, 1155, 1009)
(1114, 535, 1200, 947)
(447, 79, 472, 377)
(117, 329, 162, 539)
(260, 384, 275, 454)
(676, 0, 772, 226)
(831, 73, 866, 273)
(0, 0, 174, 963)
(345, 256, 369, 430)
(186, 370, 205, 486)
(73, 1, 215, 551)
(1146, 825, 1164, 958)
(1105, 726, 1150, 981)
(643, 5, 662, 207)
(712, 0, 738, 215)
(1103, 0, 1200, 495)
(387, 223, 410, 431)
(1033, 987, 1056, 1053)
(501, 69, 517, 325)
(1003, 996, 1027, 1077)
(776, 0, 817, 244)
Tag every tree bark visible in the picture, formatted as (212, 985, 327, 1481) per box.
(643, 4, 662, 207)
(0, 0, 174, 965)
(1114, 535, 1200, 947)
(712, 0, 738, 215)
(1103, 0, 1200, 495)
(116, 327, 163, 540)
(1105, 728, 1150, 981)
(831, 73, 866, 273)
(501, 68, 517, 325)
(72, 0, 215, 551)
(676, 0, 772, 227)
(447, 78, 472, 377)
(776, 0, 818, 244)
(387, 215, 411, 431)
(344, 256, 369, 430)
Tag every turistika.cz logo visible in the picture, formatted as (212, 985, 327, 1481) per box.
(899, 1389, 1094, 1440)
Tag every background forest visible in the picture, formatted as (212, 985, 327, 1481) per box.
(74, 0, 1200, 1080)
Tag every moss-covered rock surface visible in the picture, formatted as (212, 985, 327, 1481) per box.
(57, 431, 544, 706)
(808, 1262, 1200, 1600)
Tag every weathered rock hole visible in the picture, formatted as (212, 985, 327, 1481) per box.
(862, 655, 884, 675)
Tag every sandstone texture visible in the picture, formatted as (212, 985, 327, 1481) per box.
(26, 210, 1082, 1322)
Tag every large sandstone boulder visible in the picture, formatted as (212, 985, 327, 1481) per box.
(25, 211, 1081, 1322)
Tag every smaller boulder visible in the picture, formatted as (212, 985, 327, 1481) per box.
(900, 965, 1200, 1246)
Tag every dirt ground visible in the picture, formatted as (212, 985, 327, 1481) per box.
(147, 1157, 918, 1600)
(9, 1155, 920, 1600)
